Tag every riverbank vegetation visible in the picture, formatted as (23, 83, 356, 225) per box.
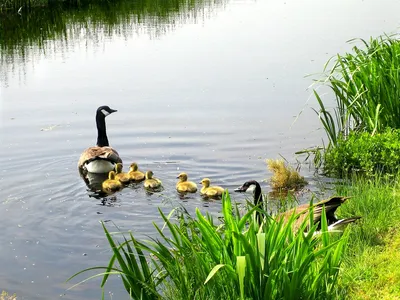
(69, 192, 349, 299)
(313, 34, 400, 177)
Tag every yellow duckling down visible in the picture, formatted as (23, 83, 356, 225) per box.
(144, 170, 162, 189)
(128, 163, 145, 182)
(200, 178, 225, 197)
(102, 171, 123, 193)
(176, 172, 197, 193)
(114, 163, 131, 183)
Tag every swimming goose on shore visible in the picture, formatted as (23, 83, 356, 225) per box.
(234, 180, 361, 231)
(128, 163, 145, 182)
(176, 172, 197, 193)
(144, 170, 162, 189)
(200, 178, 225, 198)
(102, 171, 123, 194)
(78, 106, 122, 174)
(114, 163, 131, 184)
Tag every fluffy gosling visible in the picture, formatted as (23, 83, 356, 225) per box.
(176, 172, 197, 193)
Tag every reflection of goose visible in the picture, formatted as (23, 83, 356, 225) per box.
(144, 171, 162, 189)
(102, 171, 123, 194)
(78, 106, 122, 174)
(128, 163, 145, 182)
(79, 168, 109, 196)
(234, 180, 361, 231)
(176, 172, 197, 193)
(115, 163, 131, 184)
(200, 178, 224, 198)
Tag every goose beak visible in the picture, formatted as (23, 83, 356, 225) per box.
(110, 108, 117, 113)
(234, 185, 246, 192)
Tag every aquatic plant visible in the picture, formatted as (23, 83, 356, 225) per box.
(0, 291, 16, 300)
(266, 158, 308, 190)
(69, 191, 348, 300)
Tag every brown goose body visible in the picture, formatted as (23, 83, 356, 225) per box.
(78, 106, 122, 173)
(235, 180, 361, 231)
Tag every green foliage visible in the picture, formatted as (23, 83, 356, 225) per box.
(68, 191, 348, 300)
(332, 175, 400, 298)
(314, 34, 400, 148)
(324, 128, 400, 177)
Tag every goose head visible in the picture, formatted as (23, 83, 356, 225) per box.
(130, 163, 139, 171)
(146, 170, 154, 179)
(97, 106, 117, 118)
(234, 180, 259, 194)
(234, 180, 262, 206)
(177, 172, 188, 182)
(108, 171, 116, 180)
(115, 163, 123, 173)
(200, 178, 211, 187)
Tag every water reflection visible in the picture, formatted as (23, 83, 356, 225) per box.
(0, 0, 226, 86)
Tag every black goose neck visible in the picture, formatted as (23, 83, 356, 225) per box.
(253, 181, 262, 206)
(96, 111, 109, 147)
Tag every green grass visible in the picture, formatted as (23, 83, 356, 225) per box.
(333, 175, 400, 299)
(314, 34, 400, 148)
(69, 191, 348, 300)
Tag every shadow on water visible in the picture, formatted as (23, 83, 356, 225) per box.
(0, 0, 226, 85)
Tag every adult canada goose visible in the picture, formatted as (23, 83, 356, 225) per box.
(144, 170, 162, 189)
(200, 178, 225, 198)
(102, 171, 123, 194)
(114, 163, 131, 184)
(78, 106, 122, 174)
(234, 180, 361, 231)
(128, 163, 145, 182)
(176, 172, 197, 193)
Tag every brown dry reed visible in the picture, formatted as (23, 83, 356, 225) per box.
(266, 159, 307, 190)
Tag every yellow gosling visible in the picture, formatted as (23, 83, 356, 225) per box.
(102, 171, 123, 193)
(114, 163, 131, 183)
(128, 163, 145, 182)
(144, 170, 162, 189)
(176, 172, 197, 193)
(200, 178, 225, 197)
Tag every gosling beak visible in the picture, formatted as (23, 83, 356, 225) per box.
(234, 185, 246, 193)
(176, 176, 180, 179)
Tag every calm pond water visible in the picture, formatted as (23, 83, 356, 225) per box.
(1, 0, 400, 298)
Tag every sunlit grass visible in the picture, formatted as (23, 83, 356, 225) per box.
(68, 191, 348, 299)
(333, 175, 400, 298)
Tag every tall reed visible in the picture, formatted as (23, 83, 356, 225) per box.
(314, 34, 400, 148)
(68, 191, 348, 299)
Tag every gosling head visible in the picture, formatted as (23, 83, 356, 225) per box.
(234, 180, 259, 194)
(130, 163, 139, 171)
(108, 171, 116, 180)
(115, 163, 123, 173)
(177, 172, 188, 182)
(200, 178, 211, 187)
(97, 105, 117, 117)
(146, 170, 154, 179)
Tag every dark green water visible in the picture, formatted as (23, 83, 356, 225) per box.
(1, 0, 400, 299)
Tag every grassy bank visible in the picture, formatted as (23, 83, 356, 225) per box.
(334, 176, 400, 299)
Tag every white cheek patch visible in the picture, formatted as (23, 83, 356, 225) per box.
(101, 109, 110, 116)
(246, 184, 256, 194)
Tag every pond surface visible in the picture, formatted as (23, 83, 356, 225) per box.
(1, 0, 400, 298)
